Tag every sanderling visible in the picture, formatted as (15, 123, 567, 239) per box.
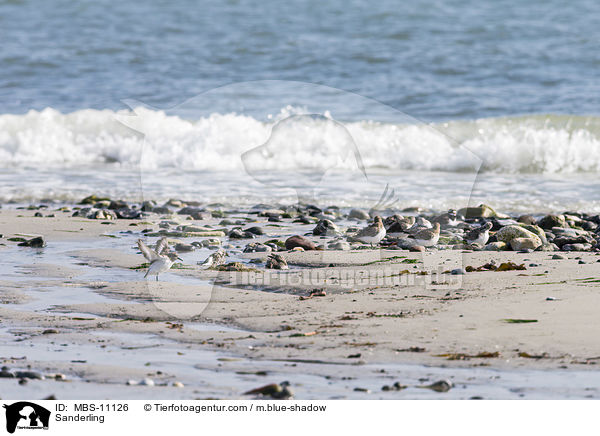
(432, 209, 458, 227)
(386, 215, 416, 238)
(200, 249, 226, 268)
(356, 216, 386, 247)
(137, 237, 182, 281)
(266, 253, 289, 269)
(412, 222, 441, 247)
(464, 221, 493, 246)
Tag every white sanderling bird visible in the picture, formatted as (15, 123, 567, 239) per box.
(200, 249, 226, 268)
(464, 221, 493, 246)
(356, 216, 386, 247)
(137, 237, 182, 281)
(412, 222, 441, 247)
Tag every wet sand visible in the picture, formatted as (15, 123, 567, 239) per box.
(1, 208, 600, 399)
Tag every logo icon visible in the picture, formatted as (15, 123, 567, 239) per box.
(3, 402, 50, 433)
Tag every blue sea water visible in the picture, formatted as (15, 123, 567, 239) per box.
(0, 0, 599, 211)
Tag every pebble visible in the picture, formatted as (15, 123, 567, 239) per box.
(172, 381, 184, 388)
(422, 379, 453, 392)
(451, 268, 466, 275)
(552, 254, 565, 260)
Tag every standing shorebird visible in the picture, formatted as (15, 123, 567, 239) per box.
(412, 222, 441, 247)
(200, 249, 227, 268)
(355, 216, 386, 247)
(464, 221, 493, 246)
(137, 237, 182, 281)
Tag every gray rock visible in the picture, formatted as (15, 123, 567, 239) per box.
(328, 240, 350, 251)
(243, 243, 272, 253)
(496, 225, 542, 247)
(536, 243, 558, 252)
(517, 215, 537, 225)
(115, 208, 141, 219)
(18, 236, 45, 248)
(244, 226, 265, 235)
(174, 243, 195, 252)
(552, 254, 565, 259)
(228, 228, 254, 239)
(348, 209, 370, 220)
(510, 237, 542, 251)
(451, 268, 466, 275)
(562, 243, 591, 251)
(177, 206, 205, 216)
(152, 206, 172, 214)
(313, 219, 340, 236)
(484, 241, 508, 251)
(457, 204, 507, 219)
(538, 214, 567, 229)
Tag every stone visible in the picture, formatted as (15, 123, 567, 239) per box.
(228, 228, 254, 239)
(285, 235, 319, 251)
(177, 206, 205, 216)
(538, 214, 567, 230)
(562, 243, 591, 251)
(348, 209, 370, 220)
(313, 219, 340, 236)
(150, 206, 169, 214)
(115, 208, 141, 219)
(409, 245, 425, 252)
(244, 226, 265, 235)
(554, 235, 595, 249)
(510, 237, 542, 251)
(517, 215, 537, 225)
(243, 243, 272, 253)
(536, 243, 557, 252)
(259, 209, 285, 218)
(451, 268, 466, 275)
(328, 240, 351, 250)
(174, 243, 195, 252)
(496, 225, 542, 247)
(457, 204, 507, 219)
(552, 254, 565, 259)
(141, 200, 156, 211)
(79, 194, 110, 205)
(484, 241, 508, 251)
(108, 200, 129, 210)
(18, 236, 45, 248)
(517, 224, 547, 244)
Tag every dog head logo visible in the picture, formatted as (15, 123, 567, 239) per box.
(3, 402, 50, 433)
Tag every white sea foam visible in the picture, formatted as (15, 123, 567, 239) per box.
(0, 107, 599, 174)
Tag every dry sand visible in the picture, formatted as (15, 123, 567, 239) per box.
(1, 209, 600, 399)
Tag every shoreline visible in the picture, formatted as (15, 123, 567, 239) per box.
(1, 199, 600, 399)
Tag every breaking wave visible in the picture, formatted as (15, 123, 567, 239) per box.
(1, 107, 599, 174)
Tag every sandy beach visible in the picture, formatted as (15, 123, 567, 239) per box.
(1, 202, 599, 400)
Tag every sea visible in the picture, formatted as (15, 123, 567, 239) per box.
(1, 0, 599, 213)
